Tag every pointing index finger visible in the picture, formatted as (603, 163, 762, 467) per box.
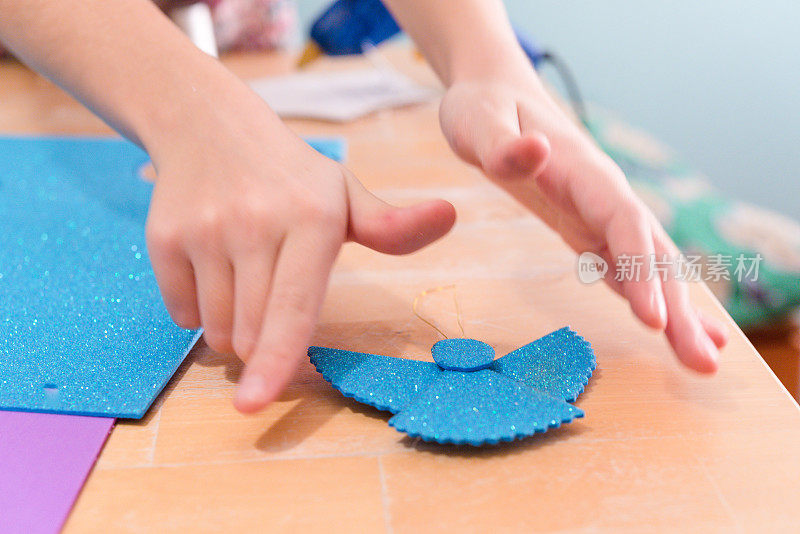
(233, 228, 340, 413)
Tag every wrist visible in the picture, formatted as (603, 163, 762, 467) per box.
(447, 42, 541, 90)
(137, 61, 283, 171)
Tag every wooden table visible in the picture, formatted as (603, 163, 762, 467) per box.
(2, 50, 800, 533)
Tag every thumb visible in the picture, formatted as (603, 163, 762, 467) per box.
(484, 130, 550, 180)
(345, 174, 456, 255)
(441, 94, 550, 180)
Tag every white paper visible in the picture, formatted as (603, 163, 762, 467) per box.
(249, 68, 438, 122)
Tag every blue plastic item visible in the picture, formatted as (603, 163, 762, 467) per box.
(513, 25, 547, 68)
(309, 327, 596, 446)
(310, 0, 401, 56)
(308, 0, 546, 67)
(0, 135, 345, 418)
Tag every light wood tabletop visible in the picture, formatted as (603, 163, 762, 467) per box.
(2, 49, 800, 533)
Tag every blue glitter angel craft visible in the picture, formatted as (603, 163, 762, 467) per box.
(309, 327, 596, 446)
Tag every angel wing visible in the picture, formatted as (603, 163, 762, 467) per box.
(388, 369, 583, 445)
(308, 346, 442, 414)
(491, 327, 596, 402)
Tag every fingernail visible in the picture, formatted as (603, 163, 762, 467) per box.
(686, 332, 720, 374)
(652, 290, 667, 328)
(235, 372, 269, 410)
(702, 334, 720, 367)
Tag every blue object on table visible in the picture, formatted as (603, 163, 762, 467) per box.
(0, 135, 345, 418)
(303, 136, 348, 162)
(307, 0, 547, 67)
(309, 0, 401, 56)
(309, 327, 596, 446)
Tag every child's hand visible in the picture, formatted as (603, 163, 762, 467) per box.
(145, 104, 455, 413)
(439, 70, 728, 372)
(0, 0, 457, 414)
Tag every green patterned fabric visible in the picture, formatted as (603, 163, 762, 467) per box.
(587, 110, 800, 329)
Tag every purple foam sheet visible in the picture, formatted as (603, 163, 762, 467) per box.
(0, 411, 114, 534)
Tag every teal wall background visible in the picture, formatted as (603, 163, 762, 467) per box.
(296, 1, 800, 221)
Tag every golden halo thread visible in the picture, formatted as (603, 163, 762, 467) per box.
(411, 284, 466, 339)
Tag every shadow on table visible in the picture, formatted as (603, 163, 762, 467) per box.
(398, 421, 588, 459)
(253, 392, 393, 453)
(192, 276, 604, 455)
(115, 340, 201, 428)
(190, 339, 244, 384)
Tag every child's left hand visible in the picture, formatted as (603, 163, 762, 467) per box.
(438, 68, 728, 372)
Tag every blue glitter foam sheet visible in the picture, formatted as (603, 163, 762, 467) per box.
(309, 327, 596, 446)
(0, 135, 345, 418)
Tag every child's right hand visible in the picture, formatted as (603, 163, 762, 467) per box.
(144, 97, 455, 414)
